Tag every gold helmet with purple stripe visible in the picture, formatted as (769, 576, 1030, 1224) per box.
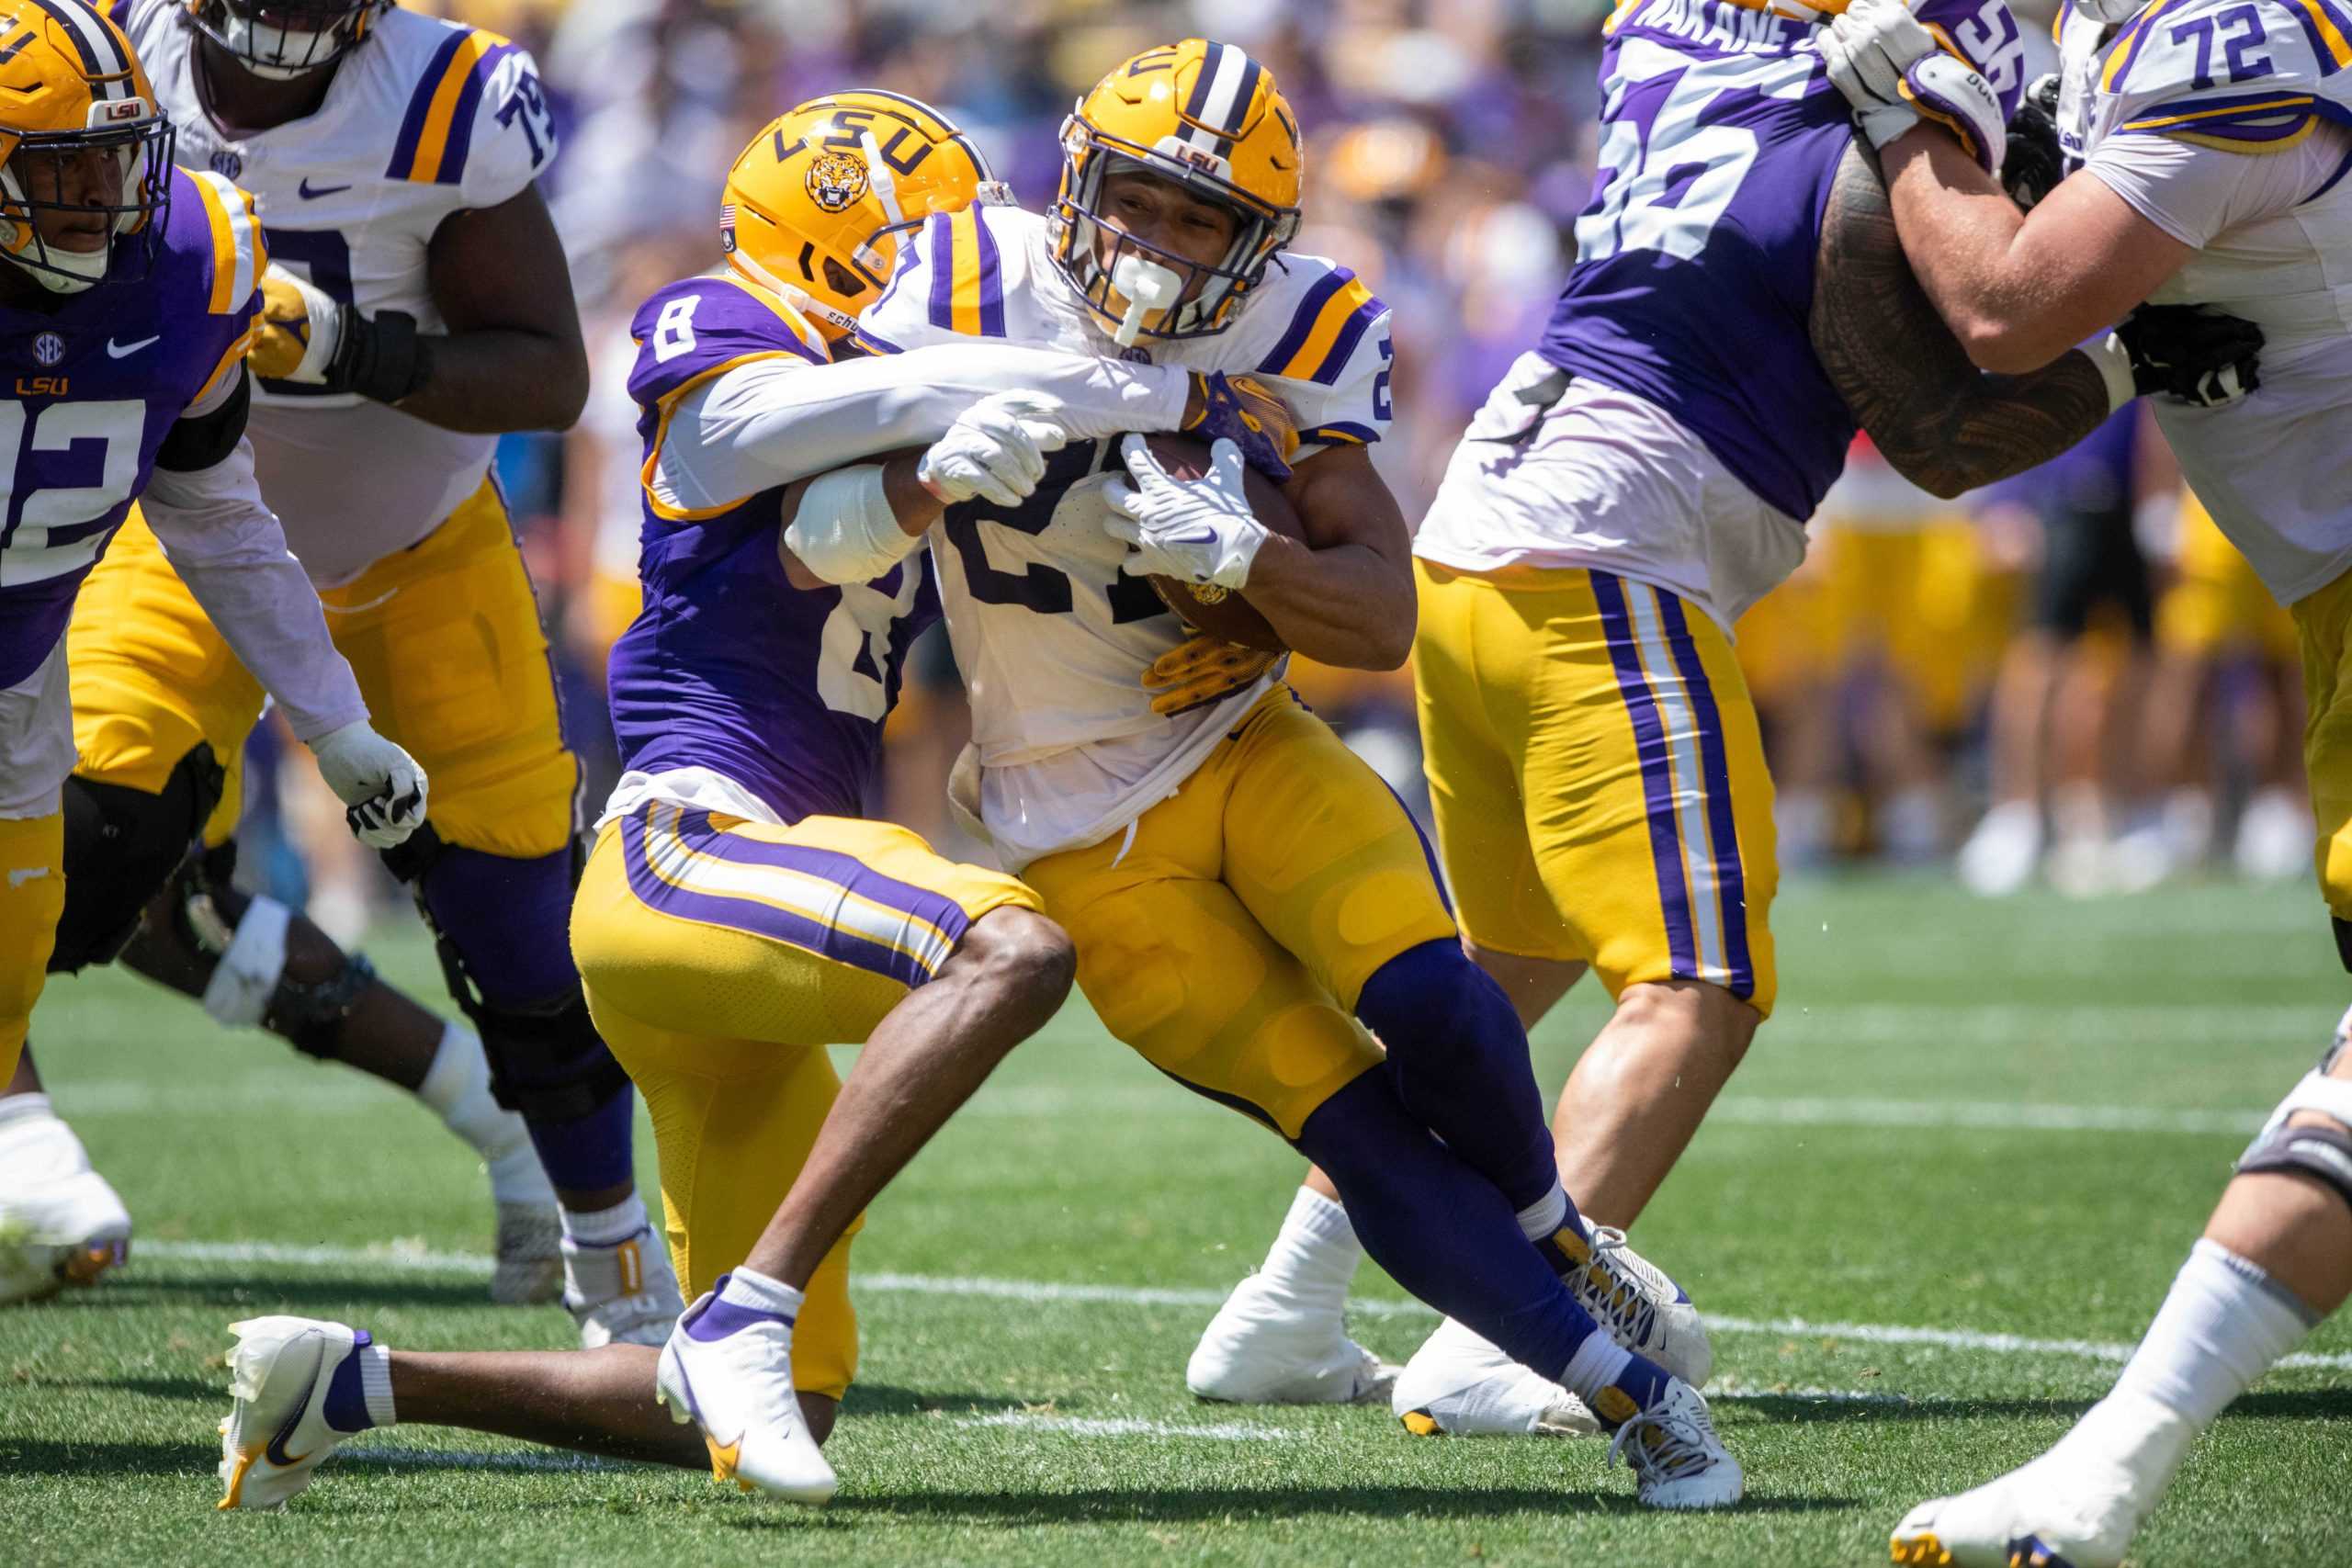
(720, 88, 1011, 340)
(1051, 38, 1303, 341)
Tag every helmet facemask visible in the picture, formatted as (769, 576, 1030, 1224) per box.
(189, 0, 386, 80)
(1050, 125, 1297, 342)
(0, 108, 174, 295)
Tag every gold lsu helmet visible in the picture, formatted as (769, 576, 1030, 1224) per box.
(721, 89, 1012, 338)
(1050, 39, 1303, 341)
(0, 0, 173, 294)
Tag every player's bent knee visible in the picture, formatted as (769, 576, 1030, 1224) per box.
(2237, 1068, 2352, 1214)
(1613, 978, 1763, 1058)
(948, 907, 1075, 1031)
(51, 750, 223, 974)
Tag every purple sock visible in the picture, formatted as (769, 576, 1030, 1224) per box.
(684, 1272, 798, 1341)
(1294, 1072, 1601, 1386)
(421, 847, 635, 1192)
(1354, 939, 1560, 1212)
(322, 1330, 379, 1434)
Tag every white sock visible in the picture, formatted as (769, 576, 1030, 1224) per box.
(719, 1264, 807, 1320)
(416, 1024, 551, 1205)
(2067, 1239, 2315, 1479)
(357, 1339, 397, 1427)
(562, 1191, 649, 1247)
(1254, 1187, 1361, 1309)
(0, 1091, 55, 1129)
(1516, 1183, 1568, 1244)
(1557, 1326, 1634, 1405)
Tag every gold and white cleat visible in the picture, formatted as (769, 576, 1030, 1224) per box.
(1889, 1431, 2174, 1568)
(655, 1290, 836, 1505)
(1604, 1376, 1743, 1510)
(1393, 1316, 1597, 1437)
(217, 1316, 383, 1510)
(563, 1224, 684, 1348)
(1542, 1224, 1713, 1385)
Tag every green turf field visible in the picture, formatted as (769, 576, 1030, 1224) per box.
(7, 875, 2350, 1566)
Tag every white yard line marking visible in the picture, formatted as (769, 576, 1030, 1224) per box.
(134, 1240, 2352, 1372)
(961, 1412, 1295, 1441)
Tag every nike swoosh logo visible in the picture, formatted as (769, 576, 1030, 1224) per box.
(263, 1386, 314, 1468)
(298, 178, 352, 199)
(6, 866, 48, 887)
(106, 335, 160, 358)
(1165, 527, 1217, 545)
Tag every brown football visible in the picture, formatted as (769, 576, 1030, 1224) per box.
(1135, 433, 1304, 652)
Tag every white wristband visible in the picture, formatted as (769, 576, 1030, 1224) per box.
(2087, 333, 2138, 413)
(782, 464, 916, 585)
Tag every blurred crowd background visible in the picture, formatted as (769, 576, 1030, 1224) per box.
(241, 0, 2316, 944)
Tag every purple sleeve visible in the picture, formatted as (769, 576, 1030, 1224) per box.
(626, 277, 828, 412)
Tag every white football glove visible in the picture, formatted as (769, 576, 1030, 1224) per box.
(309, 720, 428, 851)
(1819, 0, 2006, 175)
(1102, 434, 1269, 592)
(916, 390, 1073, 509)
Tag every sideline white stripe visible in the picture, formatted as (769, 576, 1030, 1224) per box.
(131, 1241, 2352, 1372)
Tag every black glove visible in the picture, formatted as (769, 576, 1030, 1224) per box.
(326, 304, 426, 405)
(2001, 73, 2064, 211)
(2114, 304, 2263, 407)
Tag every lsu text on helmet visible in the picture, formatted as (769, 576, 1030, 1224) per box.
(0, 0, 173, 295)
(720, 87, 1011, 339)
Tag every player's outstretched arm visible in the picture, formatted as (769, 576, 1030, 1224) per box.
(401, 185, 589, 434)
(1811, 141, 2113, 497)
(142, 372, 426, 849)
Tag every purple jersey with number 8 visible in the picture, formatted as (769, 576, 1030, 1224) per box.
(1536, 0, 2025, 521)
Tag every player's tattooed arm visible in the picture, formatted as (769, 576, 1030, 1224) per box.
(1811, 142, 2110, 500)
(407, 185, 591, 434)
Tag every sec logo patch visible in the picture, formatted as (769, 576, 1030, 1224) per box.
(31, 332, 64, 367)
(209, 148, 243, 180)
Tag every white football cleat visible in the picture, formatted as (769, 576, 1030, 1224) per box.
(563, 1224, 684, 1348)
(656, 1289, 836, 1504)
(0, 1101, 130, 1305)
(491, 1200, 563, 1306)
(1394, 1315, 1597, 1437)
(217, 1316, 379, 1510)
(1540, 1224, 1712, 1386)
(1888, 1407, 2186, 1568)
(1604, 1376, 1743, 1510)
(1186, 1270, 1399, 1405)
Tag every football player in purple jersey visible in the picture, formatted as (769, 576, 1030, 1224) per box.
(0, 0, 424, 1304)
(1200, 0, 2264, 1438)
(208, 89, 1284, 1509)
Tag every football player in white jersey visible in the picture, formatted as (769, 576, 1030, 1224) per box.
(1820, 1, 2352, 1562)
(793, 39, 1745, 1508)
(0, 0, 425, 1304)
(3, 0, 681, 1346)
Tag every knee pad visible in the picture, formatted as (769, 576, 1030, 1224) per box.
(2236, 1068, 2352, 1214)
(51, 748, 224, 974)
(386, 824, 626, 1122)
(127, 843, 377, 1056)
